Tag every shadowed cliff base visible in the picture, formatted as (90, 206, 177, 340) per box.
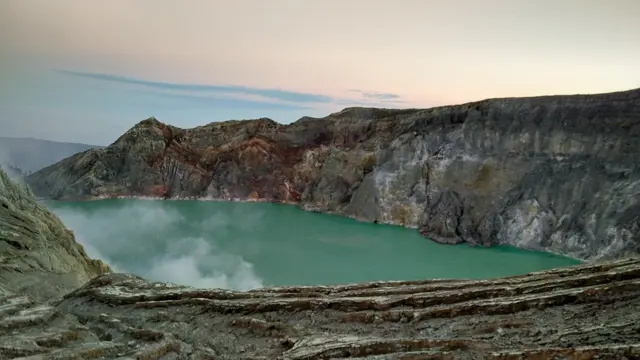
(3, 158, 640, 358)
(26, 87, 640, 261)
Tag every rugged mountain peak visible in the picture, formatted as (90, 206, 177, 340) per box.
(109, 116, 177, 146)
(0, 167, 110, 301)
(137, 115, 161, 126)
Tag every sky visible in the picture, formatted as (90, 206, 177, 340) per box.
(1, 0, 639, 145)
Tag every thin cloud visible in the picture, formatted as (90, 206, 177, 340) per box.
(349, 89, 402, 101)
(332, 99, 407, 109)
(54, 69, 407, 112)
(116, 87, 315, 111)
(335, 90, 406, 108)
(56, 70, 335, 104)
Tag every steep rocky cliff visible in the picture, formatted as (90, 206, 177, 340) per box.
(27, 88, 640, 261)
(3, 167, 640, 359)
(0, 166, 110, 302)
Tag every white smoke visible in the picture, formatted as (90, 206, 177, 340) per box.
(0, 147, 21, 183)
(145, 237, 263, 290)
(0, 164, 24, 183)
(50, 201, 264, 291)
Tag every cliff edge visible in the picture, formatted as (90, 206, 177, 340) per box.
(2, 168, 640, 358)
(27, 88, 640, 261)
(0, 166, 110, 301)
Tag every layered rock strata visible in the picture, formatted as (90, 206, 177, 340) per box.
(3, 257, 640, 359)
(26, 89, 640, 261)
(0, 167, 110, 302)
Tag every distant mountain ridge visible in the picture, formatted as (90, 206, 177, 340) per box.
(0, 137, 103, 173)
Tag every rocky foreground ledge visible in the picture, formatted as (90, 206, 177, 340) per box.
(1, 259, 640, 359)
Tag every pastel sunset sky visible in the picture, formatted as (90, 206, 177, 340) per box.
(1, 0, 639, 145)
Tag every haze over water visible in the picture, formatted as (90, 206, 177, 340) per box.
(48, 199, 580, 290)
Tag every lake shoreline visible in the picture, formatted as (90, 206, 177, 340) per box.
(48, 198, 582, 287)
(46, 194, 585, 265)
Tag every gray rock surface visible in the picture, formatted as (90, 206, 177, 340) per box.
(26, 89, 640, 261)
(3, 164, 640, 359)
(0, 167, 110, 302)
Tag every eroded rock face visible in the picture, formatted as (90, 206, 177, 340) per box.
(3, 258, 640, 359)
(27, 89, 640, 260)
(0, 167, 110, 302)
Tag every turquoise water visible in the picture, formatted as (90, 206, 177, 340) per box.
(47, 199, 580, 290)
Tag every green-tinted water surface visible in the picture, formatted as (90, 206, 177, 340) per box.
(47, 199, 580, 290)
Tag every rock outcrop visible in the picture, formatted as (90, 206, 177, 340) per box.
(0, 166, 110, 302)
(27, 88, 640, 261)
(4, 260, 640, 360)
(3, 161, 640, 359)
